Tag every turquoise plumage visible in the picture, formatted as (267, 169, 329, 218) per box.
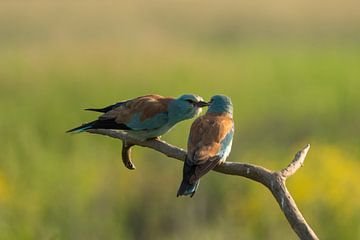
(177, 95, 234, 197)
(67, 94, 208, 141)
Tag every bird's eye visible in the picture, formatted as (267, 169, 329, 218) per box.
(186, 99, 194, 103)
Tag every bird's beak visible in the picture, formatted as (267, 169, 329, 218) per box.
(196, 101, 210, 107)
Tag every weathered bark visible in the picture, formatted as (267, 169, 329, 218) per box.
(87, 129, 319, 240)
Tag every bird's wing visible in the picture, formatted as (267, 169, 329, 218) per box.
(99, 95, 173, 130)
(85, 100, 128, 113)
(187, 113, 234, 182)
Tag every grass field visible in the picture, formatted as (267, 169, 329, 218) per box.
(1, 1, 360, 239)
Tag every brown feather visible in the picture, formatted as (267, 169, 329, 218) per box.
(186, 112, 233, 183)
(99, 95, 173, 123)
(189, 156, 222, 183)
(187, 112, 234, 164)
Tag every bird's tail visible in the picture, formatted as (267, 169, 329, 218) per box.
(66, 121, 97, 133)
(177, 178, 199, 198)
(67, 118, 131, 133)
(177, 160, 200, 197)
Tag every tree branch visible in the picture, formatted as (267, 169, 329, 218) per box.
(86, 129, 318, 240)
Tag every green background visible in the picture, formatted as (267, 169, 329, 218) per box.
(0, 1, 359, 239)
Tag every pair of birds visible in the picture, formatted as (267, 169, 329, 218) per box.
(67, 94, 234, 197)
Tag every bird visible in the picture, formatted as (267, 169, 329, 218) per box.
(177, 95, 234, 197)
(67, 94, 209, 142)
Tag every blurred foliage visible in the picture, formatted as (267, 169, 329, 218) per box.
(0, 1, 360, 239)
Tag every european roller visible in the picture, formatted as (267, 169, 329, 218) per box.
(177, 95, 234, 197)
(67, 94, 208, 141)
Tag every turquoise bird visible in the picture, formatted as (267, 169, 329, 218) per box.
(177, 95, 234, 197)
(67, 94, 208, 141)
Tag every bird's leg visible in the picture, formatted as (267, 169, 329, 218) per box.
(121, 141, 136, 170)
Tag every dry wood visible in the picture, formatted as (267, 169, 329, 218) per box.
(87, 129, 318, 240)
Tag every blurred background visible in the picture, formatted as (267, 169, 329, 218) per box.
(1, 0, 359, 239)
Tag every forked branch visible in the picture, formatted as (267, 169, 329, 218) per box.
(87, 129, 318, 240)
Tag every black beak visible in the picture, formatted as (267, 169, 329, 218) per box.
(196, 101, 210, 107)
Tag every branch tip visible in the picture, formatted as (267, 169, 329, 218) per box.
(281, 144, 311, 179)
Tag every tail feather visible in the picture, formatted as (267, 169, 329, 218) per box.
(67, 119, 132, 133)
(66, 121, 96, 133)
(177, 179, 199, 197)
(177, 159, 200, 197)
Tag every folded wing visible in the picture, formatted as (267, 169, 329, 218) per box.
(96, 94, 173, 131)
(187, 113, 234, 182)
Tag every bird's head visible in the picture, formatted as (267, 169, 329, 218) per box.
(169, 94, 209, 121)
(207, 95, 233, 115)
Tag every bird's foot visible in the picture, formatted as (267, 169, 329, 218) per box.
(149, 136, 161, 141)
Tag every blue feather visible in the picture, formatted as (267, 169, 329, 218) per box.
(66, 123, 93, 133)
(177, 179, 199, 197)
(177, 160, 200, 197)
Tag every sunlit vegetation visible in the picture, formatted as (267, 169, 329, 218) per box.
(0, 1, 359, 239)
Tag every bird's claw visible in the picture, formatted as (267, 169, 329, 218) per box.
(149, 136, 161, 141)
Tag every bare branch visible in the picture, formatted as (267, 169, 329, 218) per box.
(281, 144, 310, 178)
(86, 129, 318, 240)
(122, 142, 136, 170)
